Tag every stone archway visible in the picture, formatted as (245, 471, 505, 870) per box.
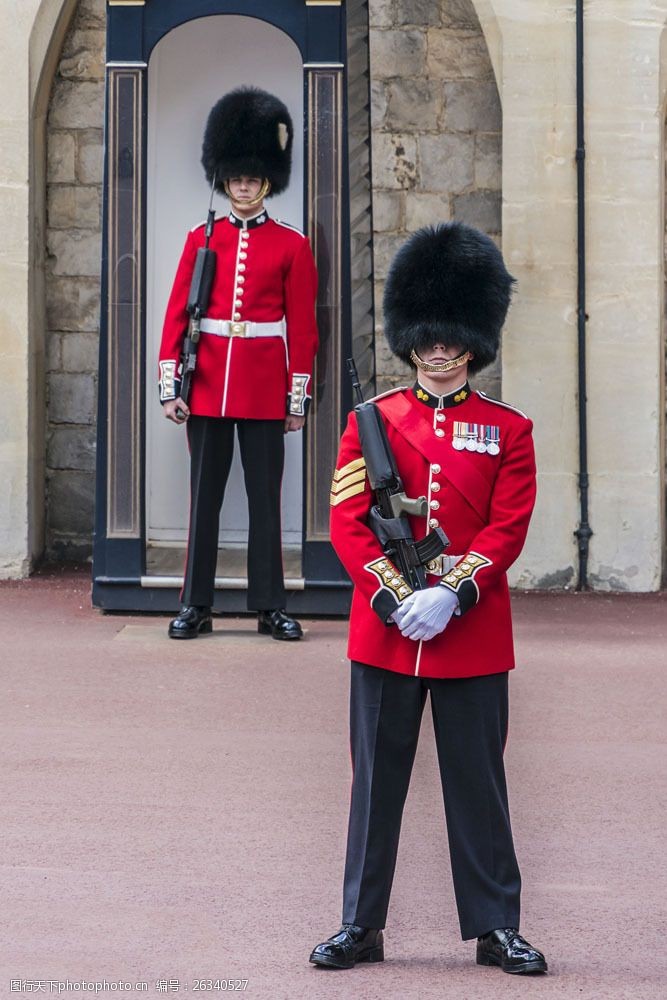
(39, 0, 105, 560)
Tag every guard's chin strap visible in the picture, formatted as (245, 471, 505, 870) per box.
(223, 177, 271, 210)
(410, 349, 473, 374)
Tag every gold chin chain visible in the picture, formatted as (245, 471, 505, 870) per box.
(410, 349, 472, 373)
(224, 178, 271, 210)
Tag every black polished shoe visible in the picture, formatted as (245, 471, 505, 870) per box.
(477, 928, 547, 975)
(309, 924, 384, 970)
(168, 605, 212, 639)
(257, 609, 303, 641)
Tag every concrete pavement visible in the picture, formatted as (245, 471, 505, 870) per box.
(1, 568, 666, 1000)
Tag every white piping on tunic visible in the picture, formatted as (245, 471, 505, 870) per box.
(221, 338, 234, 416)
(415, 416, 439, 678)
(415, 640, 424, 677)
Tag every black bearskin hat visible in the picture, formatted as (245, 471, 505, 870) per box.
(383, 222, 515, 375)
(201, 87, 293, 196)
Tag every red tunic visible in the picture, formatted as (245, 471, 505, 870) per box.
(158, 210, 318, 419)
(329, 384, 537, 680)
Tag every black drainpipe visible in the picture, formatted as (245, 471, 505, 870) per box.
(574, 0, 593, 589)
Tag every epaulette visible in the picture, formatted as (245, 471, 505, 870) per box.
(275, 219, 305, 237)
(475, 390, 528, 419)
(367, 386, 408, 404)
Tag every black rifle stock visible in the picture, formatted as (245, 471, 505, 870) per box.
(347, 358, 449, 591)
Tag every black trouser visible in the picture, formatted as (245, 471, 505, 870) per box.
(342, 662, 521, 940)
(181, 415, 286, 611)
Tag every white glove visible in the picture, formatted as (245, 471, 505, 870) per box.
(391, 586, 459, 642)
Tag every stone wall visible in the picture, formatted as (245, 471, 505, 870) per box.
(369, 0, 502, 396)
(45, 0, 105, 560)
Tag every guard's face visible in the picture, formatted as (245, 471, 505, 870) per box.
(227, 176, 264, 202)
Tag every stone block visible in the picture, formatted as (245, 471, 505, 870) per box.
(372, 232, 406, 280)
(77, 0, 106, 30)
(427, 29, 492, 80)
(443, 80, 501, 133)
(370, 80, 388, 129)
(374, 279, 386, 326)
(452, 190, 501, 233)
(47, 426, 97, 472)
(376, 329, 412, 377)
(47, 470, 94, 536)
(46, 276, 101, 333)
(76, 130, 104, 185)
(440, 0, 480, 30)
(396, 0, 441, 26)
(49, 80, 104, 130)
(61, 29, 105, 80)
(376, 373, 412, 396)
(369, 0, 395, 29)
(46, 535, 93, 563)
(372, 132, 417, 190)
(48, 185, 100, 230)
(48, 372, 96, 424)
(47, 229, 102, 278)
(404, 192, 451, 231)
(61, 332, 100, 373)
(372, 190, 403, 232)
(47, 332, 61, 373)
(386, 78, 442, 131)
(47, 131, 76, 184)
(418, 132, 474, 193)
(370, 29, 426, 80)
(474, 133, 501, 190)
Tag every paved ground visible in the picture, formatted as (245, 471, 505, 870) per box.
(1, 568, 665, 1000)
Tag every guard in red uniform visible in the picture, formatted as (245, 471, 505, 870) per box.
(310, 224, 547, 975)
(159, 88, 318, 641)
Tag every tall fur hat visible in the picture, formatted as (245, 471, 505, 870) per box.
(383, 222, 515, 375)
(201, 87, 293, 196)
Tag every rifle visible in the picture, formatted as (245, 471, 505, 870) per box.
(347, 358, 449, 590)
(178, 214, 217, 410)
(177, 186, 218, 416)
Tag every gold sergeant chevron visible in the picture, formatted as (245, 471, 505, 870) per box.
(330, 457, 367, 506)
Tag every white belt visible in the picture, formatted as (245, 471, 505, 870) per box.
(199, 318, 285, 339)
(425, 554, 464, 577)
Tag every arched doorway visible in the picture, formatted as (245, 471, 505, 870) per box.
(144, 16, 305, 579)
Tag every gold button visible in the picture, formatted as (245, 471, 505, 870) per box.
(435, 428, 445, 438)
(235, 300, 242, 308)
(431, 464, 441, 474)
(238, 264, 246, 272)
(430, 500, 440, 510)
(429, 518, 439, 528)
(431, 482, 440, 492)
(239, 252, 247, 260)
(233, 312, 241, 321)
(237, 275, 245, 284)
(436, 413, 445, 423)
(236, 287, 244, 295)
